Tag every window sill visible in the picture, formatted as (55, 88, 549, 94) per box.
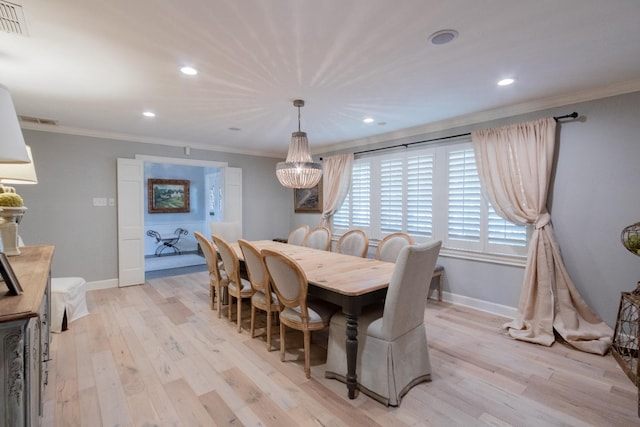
(439, 248, 527, 268)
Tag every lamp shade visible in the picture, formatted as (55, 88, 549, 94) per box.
(0, 84, 29, 163)
(276, 100, 323, 189)
(276, 132, 323, 189)
(0, 145, 37, 184)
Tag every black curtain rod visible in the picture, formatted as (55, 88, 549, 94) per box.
(553, 112, 578, 122)
(321, 112, 580, 159)
(352, 132, 470, 156)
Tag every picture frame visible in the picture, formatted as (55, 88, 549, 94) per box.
(148, 179, 190, 213)
(0, 252, 22, 295)
(294, 179, 323, 213)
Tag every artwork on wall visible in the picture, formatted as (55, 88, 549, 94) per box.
(294, 179, 323, 213)
(148, 179, 190, 213)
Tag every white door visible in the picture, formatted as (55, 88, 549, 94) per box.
(225, 167, 242, 237)
(117, 158, 145, 287)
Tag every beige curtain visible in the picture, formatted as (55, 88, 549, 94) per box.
(320, 154, 354, 228)
(472, 118, 613, 355)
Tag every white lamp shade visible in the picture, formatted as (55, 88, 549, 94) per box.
(0, 84, 29, 163)
(276, 131, 323, 189)
(0, 145, 37, 184)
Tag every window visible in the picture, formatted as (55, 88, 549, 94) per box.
(334, 139, 528, 258)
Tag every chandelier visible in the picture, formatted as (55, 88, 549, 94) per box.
(276, 99, 322, 189)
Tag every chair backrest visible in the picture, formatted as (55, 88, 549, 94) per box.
(261, 249, 309, 317)
(287, 225, 309, 246)
(335, 229, 369, 258)
(381, 241, 442, 341)
(238, 239, 269, 294)
(194, 231, 222, 282)
(212, 234, 240, 283)
(375, 232, 415, 262)
(303, 226, 331, 251)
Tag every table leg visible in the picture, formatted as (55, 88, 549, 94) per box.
(345, 313, 358, 399)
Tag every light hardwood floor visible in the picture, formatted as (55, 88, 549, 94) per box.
(43, 271, 638, 426)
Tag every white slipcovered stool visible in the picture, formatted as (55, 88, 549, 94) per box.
(51, 277, 89, 333)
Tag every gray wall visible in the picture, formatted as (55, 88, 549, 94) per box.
(16, 131, 292, 281)
(306, 91, 640, 327)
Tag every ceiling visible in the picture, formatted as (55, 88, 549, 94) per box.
(2, 0, 640, 158)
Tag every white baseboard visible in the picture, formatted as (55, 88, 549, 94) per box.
(86, 278, 119, 291)
(440, 291, 518, 319)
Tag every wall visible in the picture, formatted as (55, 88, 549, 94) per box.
(309, 91, 640, 326)
(17, 131, 292, 282)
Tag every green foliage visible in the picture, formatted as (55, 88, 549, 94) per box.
(625, 234, 640, 251)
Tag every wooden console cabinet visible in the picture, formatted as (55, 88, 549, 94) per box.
(0, 246, 54, 427)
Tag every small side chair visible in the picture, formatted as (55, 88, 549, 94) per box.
(239, 239, 279, 351)
(213, 235, 253, 332)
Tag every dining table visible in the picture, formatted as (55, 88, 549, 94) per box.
(231, 239, 395, 399)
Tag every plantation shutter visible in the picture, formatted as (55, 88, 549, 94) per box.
(407, 154, 433, 237)
(380, 158, 404, 232)
(448, 148, 481, 242)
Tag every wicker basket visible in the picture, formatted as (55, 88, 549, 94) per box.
(612, 282, 640, 416)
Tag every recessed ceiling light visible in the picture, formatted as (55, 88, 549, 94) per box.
(363, 117, 375, 124)
(143, 111, 155, 117)
(180, 66, 198, 75)
(497, 78, 515, 86)
(428, 29, 458, 45)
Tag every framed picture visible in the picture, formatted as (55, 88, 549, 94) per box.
(294, 179, 323, 213)
(0, 252, 22, 295)
(148, 179, 190, 213)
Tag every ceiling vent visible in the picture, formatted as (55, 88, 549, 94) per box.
(0, 1, 28, 36)
(19, 115, 58, 126)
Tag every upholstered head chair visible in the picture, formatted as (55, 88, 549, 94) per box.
(212, 234, 253, 332)
(261, 248, 338, 378)
(302, 226, 332, 251)
(194, 231, 228, 315)
(375, 232, 414, 262)
(335, 229, 369, 258)
(287, 225, 309, 246)
(325, 240, 442, 406)
(239, 239, 279, 351)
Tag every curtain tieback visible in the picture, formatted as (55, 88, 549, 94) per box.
(535, 213, 550, 229)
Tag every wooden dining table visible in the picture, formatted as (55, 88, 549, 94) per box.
(231, 239, 395, 399)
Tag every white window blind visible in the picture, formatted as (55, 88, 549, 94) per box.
(380, 158, 404, 232)
(352, 162, 371, 228)
(447, 148, 481, 242)
(407, 154, 433, 237)
(488, 204, 527, 247)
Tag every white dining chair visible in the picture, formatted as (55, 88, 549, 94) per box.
(302, 226, 331, 251)
(287, 225, 309, 246)
(262, 248, 339, 378)
(375, 232, 414, 262)
(335, 229, 369, 258)
(325, 240, 442, 406)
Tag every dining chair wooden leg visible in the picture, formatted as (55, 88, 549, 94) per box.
(250, 305, 256, 338)
(228, 295, 233, 322)
(266, 310, 272, 351)
(210, 284, 215, 310)
(280, 322, 286, 362)
(237, 297, 242, 333)
(216, 286, 223, 318)
(303, 330, 311, 379)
